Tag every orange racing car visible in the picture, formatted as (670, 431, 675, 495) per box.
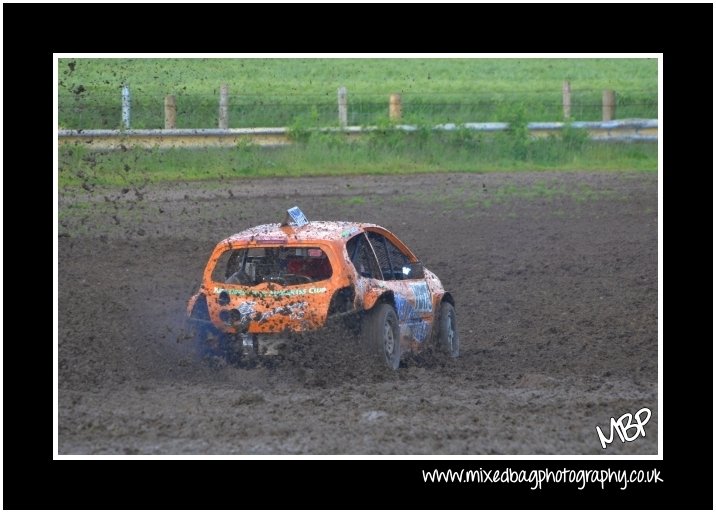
(186, 207, 458, 369)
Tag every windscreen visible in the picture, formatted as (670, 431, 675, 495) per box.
(211, 247, 332, 286)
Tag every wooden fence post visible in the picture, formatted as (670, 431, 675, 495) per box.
(121, 84, 131, 129)
(562, 80, 571, 120)
(389, 94, 402, 122)
(164, 95, 176, 129)
(338, 86, 347, 127)
(219, 84, 229, 129)
(602, 89, 616, 121)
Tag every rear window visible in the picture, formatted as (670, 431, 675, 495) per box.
(211, 247, 332, 286)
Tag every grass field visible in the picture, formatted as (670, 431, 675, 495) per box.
(58, 58, 658, 186)
(58, 58, 658, 129)
(59, 134, 657, 188)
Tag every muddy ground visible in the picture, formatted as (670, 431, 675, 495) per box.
(58, 171, 658, 455)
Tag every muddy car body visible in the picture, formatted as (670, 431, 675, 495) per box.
(187, 208, 458, 369)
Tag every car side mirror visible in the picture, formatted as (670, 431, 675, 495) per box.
(401, 262, 425, 279)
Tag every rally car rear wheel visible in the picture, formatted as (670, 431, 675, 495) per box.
(193, 327, 256, 367)
(192, 325, 222, 358)
(364, 303, 401, 370)
(437, 302, 459, 358)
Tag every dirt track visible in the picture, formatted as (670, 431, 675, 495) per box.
(58, 171, 658, 455)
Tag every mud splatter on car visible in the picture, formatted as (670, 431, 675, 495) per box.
(187, 208, 458, 369)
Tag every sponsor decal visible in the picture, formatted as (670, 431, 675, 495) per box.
(394, 293, 431, 343)
(238, 301, 256, 316)
(214, 286, 327, 298)
(340, 227, 360, 238)
(411, 283, 433, 313)
(259, 301, 309, 322)
(394, 294, 411, 321)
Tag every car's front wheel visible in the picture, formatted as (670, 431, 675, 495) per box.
(363, 303, 401, 370)
(437, 302, 459, 358)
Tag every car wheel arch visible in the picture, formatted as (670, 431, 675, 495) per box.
(363, 290, 395, 312)
(328, 286, 356, 315)
(441, 292, 456, 307)
(188, 293, 210, 320)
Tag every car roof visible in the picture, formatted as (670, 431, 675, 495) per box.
(222, 221, 381, 245)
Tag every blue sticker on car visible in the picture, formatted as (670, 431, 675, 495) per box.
(394, 292, 431, 343)
(411, 283, 432, 313)
(409, 320, 430, 343)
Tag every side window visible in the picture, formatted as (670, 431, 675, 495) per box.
(385, 238, 411, 273)
(212, 249, 246, 282)
(366, 231, 412, 280)
(346, 234, 382, 279)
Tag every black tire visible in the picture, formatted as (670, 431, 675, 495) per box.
(194, 327, 259, 368)
(363, 303, 401, 370)
(188, 296, 223, 360)
(192, 324, 224, 360)
(437, 302, 459, 358)
(188, 297, 254, 367)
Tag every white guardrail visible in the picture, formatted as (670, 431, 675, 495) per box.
(58, 119, 658, 149)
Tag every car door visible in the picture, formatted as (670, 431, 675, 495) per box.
(363, 229, 434, 344)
